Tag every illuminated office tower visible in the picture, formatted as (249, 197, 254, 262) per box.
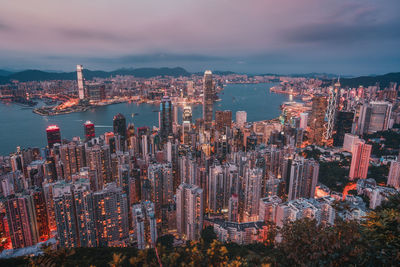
(148, 163, 173, 219)
(182, 106, 192, 145)
(53, 182, 79, 247)
(236, 111, 247, 127)
(215, 110, 232, 131)
(159, 95, 173, 142)
(308, 96, 327, 146)
(86, 83, 106, 102)
(176, 183, 203, 240)
(333, 111, 354, 147)
(4, 194, 39, 248)
(113, 113, 127, 140)
(77, 64, 85, 100)
(93, 183, 129, 247)
(324, 81, 340, 140)
(84, 121, 95, 141)
(288, 157, 319, 201)
(46, 125, 61, 149)
(202, 70, 214, 130)
(387, 159, 400, 189)
(349, 141, 372, 180)
(357, 101, 392, 134)
(243, 167, 262, 222)
(131, 201, 157, 249)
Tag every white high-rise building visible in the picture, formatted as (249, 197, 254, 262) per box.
(131, 201, 157, 249)
(343, 133, 362, 153)
(236, 111, 247, 127)
(176, 183, 203, 240)
(243, 167, 262, 221)
(76, 65, 85, 100)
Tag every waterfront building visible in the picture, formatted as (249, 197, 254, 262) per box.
(113, 113, 127, 141)
(87, 83, 106, 102)
(84, 121, 95, 141)
(46, 125, 61, 149)
(203, 70, 214, 130)
(76, 64, 85, 100)
(159, 95, 173, 143)
(236, 111, 247, 127)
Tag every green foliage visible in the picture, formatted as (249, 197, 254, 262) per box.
(368, 165, 389, 184)
(319, 161, 349, 192)
(201, 225, 218, 245)
(156, 234, 174, 249)
(3, 197, 400, 267)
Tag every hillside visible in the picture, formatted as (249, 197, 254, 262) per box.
(0, 67, 190, 84)
(332, 72, 400, 88)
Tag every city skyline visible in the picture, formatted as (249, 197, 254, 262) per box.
(0, 0, 400, 75)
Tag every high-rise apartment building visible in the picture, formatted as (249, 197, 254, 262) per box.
(5, 194, 39, 248)
(349, 141, 371, 180)
(288, 157, 319, 201)
(131, 201, 157, 249)
(357, 101, 392, 134)
(243, 167, 262, 221)
(176, 183, 203, 240)
(93, 183, 129, 247)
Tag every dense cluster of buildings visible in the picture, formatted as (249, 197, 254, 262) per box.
(0, 69, 399, 253)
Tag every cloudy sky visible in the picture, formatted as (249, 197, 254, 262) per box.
(0, 0, 399, 75)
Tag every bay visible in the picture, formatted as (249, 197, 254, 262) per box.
(0, 83, 288, 155)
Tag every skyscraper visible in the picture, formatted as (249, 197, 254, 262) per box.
(84, 121, 95, 141)
(5, 194, 39, 249)
(243, 167, 262, 221)
(349, 141, 372, 180)
(76, 64, 85, 100)
(236, 111, 247, 127)
(132, 201, 157, 249)
(93, 183, 129, 247)
(46, 125, 61, 149)
(159, 95, 173, 142)
(288, 157, 319, 201)
(357, 101, 392, 134)
(176, 183, 203, 240)
(182, 106, 192, 145)
(202, 70, 214, 130)
(333, 111, 354, 147)
(148, 163, 173, 220)
(215, 110, 232, 131)
(113, 113, 127, 139)
(308, 96, 327, 146)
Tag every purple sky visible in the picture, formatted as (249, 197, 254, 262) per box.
(0, 0, 399, 75)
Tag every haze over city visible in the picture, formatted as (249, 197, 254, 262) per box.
(1, 0, 400, 74)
